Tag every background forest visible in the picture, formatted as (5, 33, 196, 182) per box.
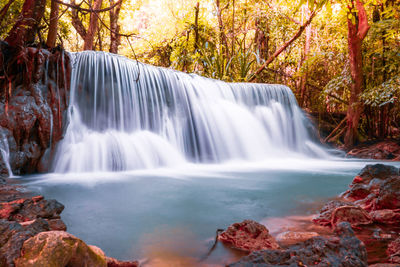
(0, 0, 399, 148)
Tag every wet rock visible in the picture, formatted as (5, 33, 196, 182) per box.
(387, 238, 400, 264)
(228, 222, 368, 267)
(347, 141, 400, 160)
(275, 231, 319, 245)
(90, 246, 139, 267)
(0, 218, 49, 267)
(341, 164, 400, 212)
(47, 218, 67, 231)
(369, 264, 400, 267)
(0, 47, 70, 176)
(330, 205, 373, 227)
(218, 220, 280, 252)
(0, 180, 31, 203)
(370, 209, 400, 225)
(14, 231, 107, 267)
(0, 196, 64, 222)
(106, 257, 139, 267)
(313, 200, 372, 228)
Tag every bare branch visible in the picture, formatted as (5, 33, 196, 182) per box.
(55, 0, 122, 13)
(248, 10, 317, 82)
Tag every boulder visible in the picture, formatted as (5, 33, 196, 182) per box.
(0, 196, 64, 222)
(342, 164, 400, 211)
(0, 218, 49, 267)
(313, 200, 372, 228)
(370, 209, 400, 225)
(218, 220, 280, 252)
(228, 222, 368, 267)
(14, 231, 107, 267)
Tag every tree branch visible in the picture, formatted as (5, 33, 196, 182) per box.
(70, 0, 86, 38)
(355, 0, 369, 40)
(55, 0, 122, 13)
(248, 9, 317, 82)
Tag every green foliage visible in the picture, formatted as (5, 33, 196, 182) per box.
(361, 76, 400, 107)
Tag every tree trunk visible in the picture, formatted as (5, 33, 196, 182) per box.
(215, 0, 229, 58)
(344, 0, 370, 148)
(109, 0, 122, 53)
(255, 18, 269, 60)
(83, 0, 103, 50)
(193, 2, 199, 52)
(46, 0, 60, 48)
(300, 16, 312, 107)
(6, 0, 46, 46)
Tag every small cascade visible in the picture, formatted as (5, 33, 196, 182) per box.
(0, 132, 13, 177)
(52, 51, 330, 173)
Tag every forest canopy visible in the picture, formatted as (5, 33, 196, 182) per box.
(0, 0, 399, 148)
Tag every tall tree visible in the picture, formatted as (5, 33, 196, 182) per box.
(70, 0, 103, 50)
(344, 0, 370, 148)
(6, 0, 46, 46)
(46, 0, 60, 48)
(215, 0, 229, 58)
(109, 0, 122, 53)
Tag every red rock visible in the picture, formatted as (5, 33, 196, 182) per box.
(0, 218, 50, 266)
(347, 141, 400, 160)
(106, 257, 139, 267)
(47, 218, 67, 231)
(370, 209, 400, 225)
(387, 238, 400, 264)
(218, 220, 280, 252)
(275, 231, 319, 245)
(14, 231, 107, 267)
(228, 222, 368, 267)
(341, 164, 400, 211)
(0, 196, 64, 222)
(330, 205, 372, 228)
(353, 175, 363, 183)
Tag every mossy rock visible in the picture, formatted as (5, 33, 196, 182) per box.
(14, 231, 107, 267)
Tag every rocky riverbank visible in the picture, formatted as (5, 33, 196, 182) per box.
(347, 140, 400, 161)
(0, 44, 71, 177)
(0, 177, 138, 267)
(217, 163, 400, 266)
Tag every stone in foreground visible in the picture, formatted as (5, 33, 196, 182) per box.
(228, 222, 367, 267)
(218, 220, 280, 252)
(14, 231, 107, 267)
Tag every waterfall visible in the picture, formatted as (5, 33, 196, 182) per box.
(52, 51, 330, 173)
(0, 131, 13, 177)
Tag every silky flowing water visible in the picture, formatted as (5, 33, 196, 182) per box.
(12, 52, 400, 265)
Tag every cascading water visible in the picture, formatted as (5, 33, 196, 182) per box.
(0, 132, 12, 177)
(52, 51, 330, 173)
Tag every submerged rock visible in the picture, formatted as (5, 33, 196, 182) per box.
(218, 220, 280, 252)
(106, 257, 139, 267)
(275, 231, 319, 245)
(228, 222, 368, 267)
(14, 231, 107, 267)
